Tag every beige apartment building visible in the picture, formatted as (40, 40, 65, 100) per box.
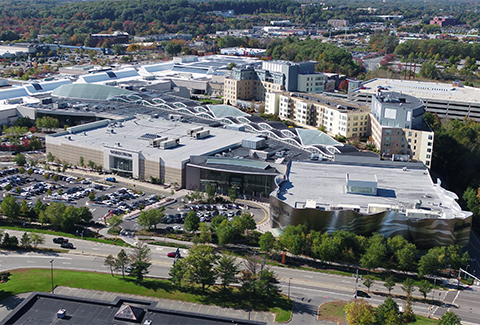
(266, 92, 370, 139)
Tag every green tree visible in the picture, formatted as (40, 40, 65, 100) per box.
(27, 168, 34, 176)
(211, 214, 227, 231)
(439, 311, 462, 325)
(1, 194, 20, 220)
(259, 231, 276, 256)
(104, 254, 116, 276)
(184, 210, 200, 233)
(112, 44, 125, 55)
(79, 156, 84, 167)
(184, 244, 218, 292)
(344, 299, 375, 325)
(198, 222, 212, 243)
(383, 276, 396, 295)
(206, 183, 216, 201)
(401, 277, 416, 322)
(20, 232, 31, 248)
(216, 220, 236, 246)
(387, 236, 418, 272)
(30, 233, 45, 248)
(88, 191, 95, 202)
(375, 297, 400, 325)
(169, 258, 189, 288)
(108, 214, 123, 227)
(418, 280, 432, 299)
(115, 249, 130, 279)
(360, 233, 386, 270)
(13, 154, 26, 166)
(138, 208, 164, 230)
(256, 268, 280, 297)
(216, 253, 239, 290)
(363, 275, 374, 292)
(278, 224, 308, 256)
(52, 174, 59, 182)
(418, 247, 443, 277)
(420, 61, 439, 79)
(129, 242, 151, 281)
(228, 186, 238, 203)
(165, 41, 182, 56)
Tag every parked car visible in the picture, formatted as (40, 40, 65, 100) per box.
(53, 237, 68, 244)
(60, 242, 75, 249)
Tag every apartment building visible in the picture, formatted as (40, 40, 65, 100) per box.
(223, 60, 325, 106)
(265, 92, 370, 139)
(370, 91, 434, 167)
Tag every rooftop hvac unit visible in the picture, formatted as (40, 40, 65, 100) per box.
(143, 75, 155, 80)
(242, 137, 266, 149)
(194, 129, 210, 139)
(150, 137, 168, 147)
(160, 138, 180, 149)
(187, 126, 204, 136)
(104, 81, 117, 86)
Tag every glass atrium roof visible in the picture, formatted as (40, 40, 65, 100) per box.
(51, 84, 134, 100)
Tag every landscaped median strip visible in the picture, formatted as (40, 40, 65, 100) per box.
(0, 268, 292, 323)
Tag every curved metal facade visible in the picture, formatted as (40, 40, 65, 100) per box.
(270, 195, 472, 249)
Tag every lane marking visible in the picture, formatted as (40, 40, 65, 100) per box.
(448, 291, 461, 312)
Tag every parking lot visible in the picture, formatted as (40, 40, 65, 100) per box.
(0, 167, 164, 225)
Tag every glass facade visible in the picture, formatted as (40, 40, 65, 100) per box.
(199, 169, 275, 199)
(110, 157, 133, 177)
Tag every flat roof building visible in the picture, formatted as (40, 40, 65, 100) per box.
(349, 78, 480, 122)
(270, 160, 472, 248)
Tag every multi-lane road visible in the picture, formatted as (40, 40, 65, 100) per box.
(1, 229, 480, 324)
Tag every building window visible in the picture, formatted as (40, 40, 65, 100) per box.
(428, 135, 433, 140)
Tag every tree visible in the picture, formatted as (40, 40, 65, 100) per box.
(216, 220, 236, 246)
(256, 268, 280, 297)
(30, 233, 45, 248)
(88, 191, 95, 202)
(211, 215, 227, 231)
(232, 213, 256, 235)
(383, 276, 396, 295)
(138, 208, 164, 230)
(112, 44, 125, 55)
(401, 277, 416, 322)
(13, 154, 26, 166)
(165, 41, 182, 56)
(228, 186, 238, 203)
(104, 254, 116, 276)
(184, 244, 218, 292)
(375, 297, 400, 325)
(418, 247, 443, 277)
(387, 235, 418, 272)
(344, 299, 375, 325)
(259, 231, 276, 256)
(79, 156, 84, 167)
(115, 249, 130, 279)
(418, 280, 432, 299)
(439, 311, 462, 325)
(197, 222, 212, 243)
(363, 275, 374, 292)
(20, 232, 31, 248)
(420, 61, 438, 79)
(87, 160, 95, 169)
(1, 194, 20, 221)
(278, 224, 308, 256)
(129, 242, 151, 281)
(169, 258, 189, 288)
(206, 183, 216, 201)
(108, 214, 123, 227)
(184, 210, 200, 233)
(216, 253, 239, 290)
(360, 233, 386, 270)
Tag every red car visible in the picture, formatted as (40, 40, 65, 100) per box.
(167, 252, 180, 258)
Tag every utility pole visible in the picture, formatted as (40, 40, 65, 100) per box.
(50, 260, 54, 294)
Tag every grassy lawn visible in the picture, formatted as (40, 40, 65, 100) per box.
(317, 300, 347, 324)
(0, 268, 292, 322)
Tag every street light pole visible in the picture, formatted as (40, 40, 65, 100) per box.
(81, 230, 84, 253)
(288, 278, 290, 298)
(50, 260, 54, 294)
